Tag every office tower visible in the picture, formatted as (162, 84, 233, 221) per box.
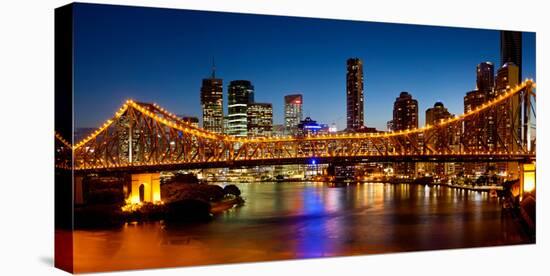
(463, 90, 487, 150)
(500, 31, 522, 80)
(392, 92, 418, 176)
(425, 102, 451, 125)
(475, 62, 497, 150)
(227, 80, 254, 137)
(463, 89, 489, 176)
(393, 92, 418, 131)
(495, 62, 520, 151)
(284, 94, 303, 136)
(477, 62, 495, 95)
(247, 103, 273, 138)
(425, 102, 455, 176)
(346, 58, 364, 131)
(495, 62, 521, 177)
(200, 66, 224, 133)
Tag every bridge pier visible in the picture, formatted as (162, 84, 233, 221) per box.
(519, 162, 536, 201)
(129, 173, 161, 203)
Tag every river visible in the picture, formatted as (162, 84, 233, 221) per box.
(73, 182, 531, 273)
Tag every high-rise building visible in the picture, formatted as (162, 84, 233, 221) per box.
(393, 92, 418, 131)
(463, 89, 489, 176)
(392, 92, 418, 176)
(475, 62, 497, 150)
(425, 102, 451, 126)
(425, 102, 456, 176)
(284, 94, 303, 136)
(346, 58, 364, 131)
(500, 31, 522, 80)
(476, 62, 495, 95)
(463, 89, 487, 150)
(247, 103, 273, 138)
(227, 80, 254, 137)
(200, 67, 224, 133)
(495, 62, 520, 152)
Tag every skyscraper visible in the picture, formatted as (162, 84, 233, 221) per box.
(200, 66, 224, 133)
(393, 92, 418, 131)
(284, 94, 303, 136)
(476, 62, 495, 95)
(425, 102, 455, 176)
(227, 80, 254, 137)
(463, 89, 487, 151)
(392, 92, 418, 176)
(247, 103, 273, 138)
(495, 62, 520, 152)
(500, 31, 522, 80)
(426, 102, 451, 125)
(346, 58, 364, 131)
(495, 62, 521, 176)
(475, 62, 497, 150)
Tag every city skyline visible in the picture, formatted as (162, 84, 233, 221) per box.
(55, 4, 537, 273)
(73, 3, 535, 131)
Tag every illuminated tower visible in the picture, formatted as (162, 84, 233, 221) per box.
(227, 80, 254, 137)
(247, 103, 273, 138)
(284, 94, 303, 136)
(346, 58, 364, 131)
(393, 92, 418, 131)
(200, 64, 224, 133)
(392, 91, 418, 176)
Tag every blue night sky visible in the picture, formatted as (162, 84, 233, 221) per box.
(73, 3, 536, 131)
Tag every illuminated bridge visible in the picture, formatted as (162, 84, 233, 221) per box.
(55, 80, 536, 174)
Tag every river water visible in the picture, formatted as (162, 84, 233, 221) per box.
(73, 182, 531, 273)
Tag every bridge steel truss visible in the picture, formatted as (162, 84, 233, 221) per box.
(56, 80, 535, 173)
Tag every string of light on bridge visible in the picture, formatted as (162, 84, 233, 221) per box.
(74, 151, 534, 171)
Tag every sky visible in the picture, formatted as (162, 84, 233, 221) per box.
(73, 3, 536, 131)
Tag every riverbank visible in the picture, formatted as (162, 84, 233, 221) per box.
(74, 183, 244, 228)
(209, 178, 505, 192)
(435, 182, 502, 191)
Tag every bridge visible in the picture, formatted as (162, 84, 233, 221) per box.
(55, 79, 536, 174)
(55, 80, 535, 203)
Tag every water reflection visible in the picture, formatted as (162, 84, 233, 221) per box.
(73, 182, 531, 273)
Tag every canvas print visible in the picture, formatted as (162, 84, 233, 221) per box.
(54, 3, 536, 273)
